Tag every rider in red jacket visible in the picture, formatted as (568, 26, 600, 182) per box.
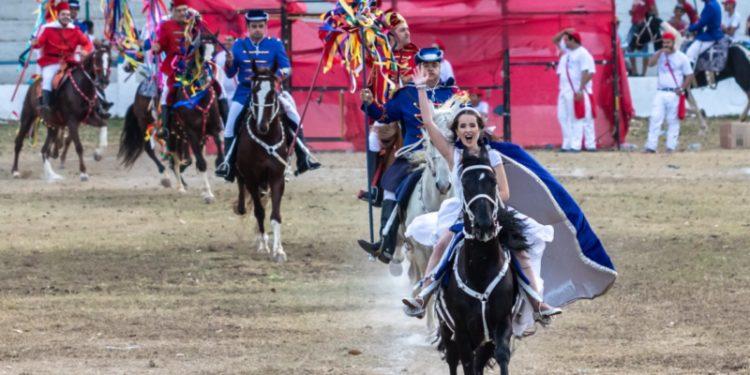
(151, 0, 191, 127)
(31, 2, 93, 116)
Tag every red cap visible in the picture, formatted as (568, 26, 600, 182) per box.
(434, 38, 446, 52)
(469, 88, 484, 98)
(383, 11, 407, 29)
(56, 2, 71, 12)
(567, 31, 582, 44)
(724, 0, 736, 4)
(662, 32, 677, 41)
(172, 0, 189, 7)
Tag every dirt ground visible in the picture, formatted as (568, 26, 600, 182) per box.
(0, 118, 749, 374)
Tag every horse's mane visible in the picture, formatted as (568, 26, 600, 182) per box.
(461, 150, 529, 253)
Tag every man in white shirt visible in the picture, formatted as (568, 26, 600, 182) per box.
(722, 0, 742, 39)
(552, 28, 597, 152)
(644, 32, 694, 153)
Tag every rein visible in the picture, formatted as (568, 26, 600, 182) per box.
(245, 76, 287, 167)
(66, 64, 98, 123)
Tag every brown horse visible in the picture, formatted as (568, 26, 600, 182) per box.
(119, 81, 183, 189)
(234, 62, 288, 262)
(167, 80, 224, 202)
(12, 43, 112, 181)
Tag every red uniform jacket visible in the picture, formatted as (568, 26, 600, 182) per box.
(34, 21, 93, 67)
(156, 19, 188, 76)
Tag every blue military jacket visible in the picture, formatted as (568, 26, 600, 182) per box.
(688, 0, 724, 42)
(225, 36, 291, 103)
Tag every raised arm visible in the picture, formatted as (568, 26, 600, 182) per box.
(413, 66, 454, 166)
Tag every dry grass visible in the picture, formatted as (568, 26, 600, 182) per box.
(0, 118, 748, 374)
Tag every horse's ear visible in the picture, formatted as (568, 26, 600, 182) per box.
(271, 59, 278, 76)
(251, 59, 258, 74)
(462, 146, 472, 164)
(479, 145, 489, 163)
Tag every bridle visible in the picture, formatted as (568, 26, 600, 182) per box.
(460, 164, 503, 241)
(247, 75, 281, 135)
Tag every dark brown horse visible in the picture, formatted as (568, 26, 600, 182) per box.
(167, 80, 224, 202)
(437, 148, 528, 375)
(12, 43, 112, 181)
(234, 62, 288, 262)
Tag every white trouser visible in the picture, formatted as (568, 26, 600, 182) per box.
(224, 90, 301, 138)
(686, 40, 715, 63)
(224, 100, 244, 138)
(558, 91, 595, 150)
(41, 64, 61, 91)
(645, 90, 681, 151)
(159, 74, 169, 106)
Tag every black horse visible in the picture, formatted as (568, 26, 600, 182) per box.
(629, 15, 663, 76)
(437, 147, 528, 375)
(692, 44, 750, 121)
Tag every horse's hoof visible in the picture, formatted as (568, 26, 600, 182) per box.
(93, 151, 103, 162)
(202, 193, 215, 204)
(160, 178, 171, 188)
(80, 173, 89, 182)
(273, 249, 287, 263)
(12, 171, 20, 179)
(389, 261, 403, 277)
(233, 200, 246, 216)
(59, 163, 65, 170)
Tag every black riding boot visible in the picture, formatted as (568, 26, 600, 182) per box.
(218, 98, 229, 126)
(215, 136, 236, 182)
(357, 199, 400, 264)
(292, 126, 321, 176)
(96, 100, 111, 119)
(40, 90, 53, 118)
(358, 150, 383, 207)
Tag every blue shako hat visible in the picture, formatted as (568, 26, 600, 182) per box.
(245, 10, 269, 22)
(415, 47, 444, 64)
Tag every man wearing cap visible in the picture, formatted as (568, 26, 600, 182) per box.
(553, 28, 597, 152)
(721, 0, 742, 40)
(686, 0, 724, 64)
(357, 47, 457, 264)
(67, 0, 89, 35)
(644, 32, 693, 153)
(216, 9, 320, 181)
(31, 1, 93, 118)
(151, 0, 191, 130)
(469, 89, 489, 123)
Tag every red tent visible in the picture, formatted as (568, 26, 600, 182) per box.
(190, 0, 633, 150)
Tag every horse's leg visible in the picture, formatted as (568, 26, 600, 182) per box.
(12, 111, 36, 177)
(234, 178, 247, 216)
(455, 332, 474, 375)
(144, 140, 170, 188)
(686, 91, 708, 135)
(441, 325, 460, 375)
(68, 122, 89, 181)
(493, 315, 514, 375)
(248, 184, 269, 254)
(59, 132, 73, 169)
(172, 152, 186, 194)
(472, 343, 495, 375)
(190, 138, 215, 204)
(741, 91, 750, 122)
(269, 177, 287, 263)
(94, 126, 108, 161)
(41, 127, 63, 181)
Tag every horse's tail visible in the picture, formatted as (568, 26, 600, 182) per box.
(118, 104, 144, 168)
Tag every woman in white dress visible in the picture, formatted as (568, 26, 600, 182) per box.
(401, 66, 561, 322)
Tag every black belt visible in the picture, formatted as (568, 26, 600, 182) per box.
(657, 88, 679, 92)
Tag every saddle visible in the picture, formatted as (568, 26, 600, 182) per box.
(695, 36, 732, 73)
(34, 65, 70, 99)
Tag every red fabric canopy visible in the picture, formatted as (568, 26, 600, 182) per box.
(192, 0, 633, 150)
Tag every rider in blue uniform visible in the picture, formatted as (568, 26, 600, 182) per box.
(358, 47, 457, 263)
(216, 9, 320, 181)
